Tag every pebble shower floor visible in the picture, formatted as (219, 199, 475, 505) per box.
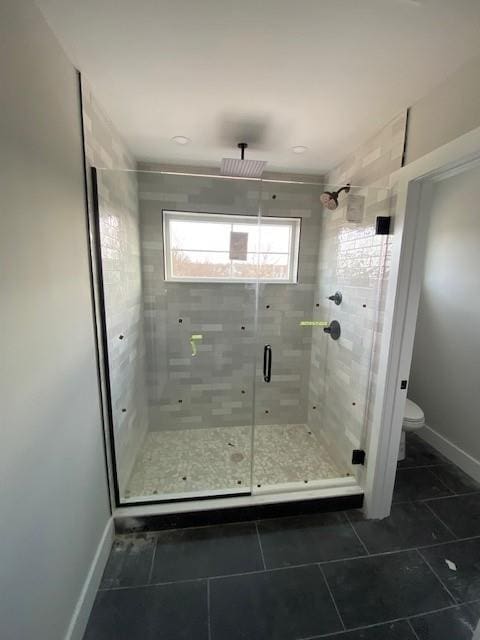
(125, 423, 345, 500)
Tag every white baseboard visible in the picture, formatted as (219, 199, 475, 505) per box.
(419, 424, 480, 484)
(65, 517, 114, 640)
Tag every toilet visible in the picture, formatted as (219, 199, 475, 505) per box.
(398, 398, 425, 461)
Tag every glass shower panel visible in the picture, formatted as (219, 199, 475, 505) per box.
(252, 181, 391, 493)
(316, 184, 392, 486)
(251, 180, 332, 491)
(122, 171, 261, 502)
(94, 167, 150, 503)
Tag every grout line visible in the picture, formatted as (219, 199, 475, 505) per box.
(391, 490, 480, 507)
(300, 599, 480, 640)
(98, 533, 480, 593)
(312, 533, 480, 566)
(98, 567, 308, 592)
(407, 605, 456, 621)
(206, 579, 212, 640)
(422, 490, 480, 502)
(417, 533, 480, 549)
(299, 621, 406, 639)
(99, 576, 207, 592)
(398, 463, 449, 470)
(416, 548, 458, 605)
(207, 563, 320, 582)
(396, 464, 455, 492)
(406, 618, 421, 639)
(427, 466, 459, 495)
(297, 601, 466, 639)
(420, 467, 455, 497)
(318, 564, 346, 631)
(146, 536, 158, 584)
(255, 521, 267, 570)
(422, 500, 458, 539)
(406, 599, 480, 619)
(344, 511, 370, 556)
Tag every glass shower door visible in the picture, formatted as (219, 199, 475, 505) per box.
(251, 180, 339, 492)
(252, 180, 391, 494)
(122, 171, 262, 502)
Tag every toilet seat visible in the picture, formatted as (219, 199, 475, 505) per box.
(402, 398, 425, 431)
(399, 399, 425, 458)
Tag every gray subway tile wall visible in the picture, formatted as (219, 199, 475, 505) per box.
(308, 111, 408, 477)
(256, 182, 325, 428)
(137, 172, 324, 432)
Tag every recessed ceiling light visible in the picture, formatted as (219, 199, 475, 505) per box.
(171, 136, 190, 145)
(292, 146, 308, 154)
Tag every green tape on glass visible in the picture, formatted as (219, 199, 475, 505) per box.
(299, 321, 329, 327)
(190, 334, 203, 357)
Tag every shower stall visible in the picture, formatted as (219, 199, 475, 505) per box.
(93, 167, 391, 508)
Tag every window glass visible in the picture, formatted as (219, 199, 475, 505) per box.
(163, 211, 300, 283)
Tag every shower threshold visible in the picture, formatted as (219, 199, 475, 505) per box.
(123, 423, 350, 504)
(115, 481, 363, 533)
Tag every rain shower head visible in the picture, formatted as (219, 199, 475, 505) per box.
(220, 142, 267, 178)
(320, 183, 351, 210)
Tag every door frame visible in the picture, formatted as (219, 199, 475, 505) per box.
(363, 125, 480, 519)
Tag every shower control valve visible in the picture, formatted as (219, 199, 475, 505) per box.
(323, 320, 341, 341)
(327, 291, 342, 305)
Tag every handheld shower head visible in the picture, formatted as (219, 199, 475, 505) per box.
(320, 184, 351, 210)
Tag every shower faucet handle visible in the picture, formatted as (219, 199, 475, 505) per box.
(327, 291, 342, 305)
(323, 320, 341, 341)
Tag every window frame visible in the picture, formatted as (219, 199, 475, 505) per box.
(162, 210, 301, 284)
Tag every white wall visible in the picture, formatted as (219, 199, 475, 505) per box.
(409, 162, 480, 461)
(0, 0, 111, 638)
(405, 54, 480, 164)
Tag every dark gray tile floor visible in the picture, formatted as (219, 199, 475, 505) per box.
(84, 434, 480, 639)
(409, 603, 480, 640)
(210, 564, 342, 639)
(392, 467, 454, 502)
(99, 533, 156, 589)
(84, 581, 208, 640)
(150, 521, 264, 582)
(257, 511, 366, 568)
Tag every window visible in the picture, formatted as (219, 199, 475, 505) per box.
(163, 211, 300, 283)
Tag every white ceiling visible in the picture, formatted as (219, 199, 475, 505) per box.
(37, 0, 480, 174)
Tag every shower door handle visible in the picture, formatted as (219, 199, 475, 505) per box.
(263, 344, 272, 383)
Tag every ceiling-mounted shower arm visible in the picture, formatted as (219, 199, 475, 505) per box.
(238, 142, 248, 160)
(220, 142, 266, 178)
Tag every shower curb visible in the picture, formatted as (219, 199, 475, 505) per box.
(114, 493, 363, 533)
